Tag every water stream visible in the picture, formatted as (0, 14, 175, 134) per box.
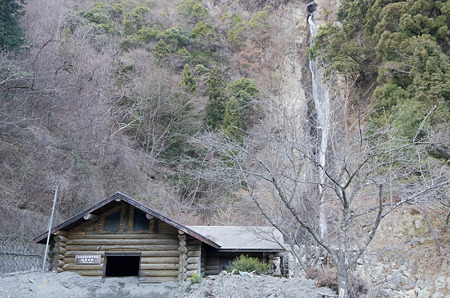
(308, 12, 331, 240)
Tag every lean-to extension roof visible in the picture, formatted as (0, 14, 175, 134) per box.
(33, 192, 220, 248)
(187, 226, 285, 252)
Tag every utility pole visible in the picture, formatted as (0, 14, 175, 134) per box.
(42, 186, 58, 273)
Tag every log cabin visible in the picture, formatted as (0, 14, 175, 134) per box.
(33, 192, 286, 282)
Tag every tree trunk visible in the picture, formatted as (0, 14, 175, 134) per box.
(336, 253, 349, 298)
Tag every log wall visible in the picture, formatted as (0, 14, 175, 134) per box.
(48, 203, 184, 283)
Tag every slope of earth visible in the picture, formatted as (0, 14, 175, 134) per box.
(0, 271, 335, 298)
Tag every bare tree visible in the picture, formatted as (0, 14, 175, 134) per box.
(188, 89, 449, 297)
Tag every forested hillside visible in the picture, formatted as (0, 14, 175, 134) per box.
(0, 0, 449, 296)
(1, 0, 290, 225)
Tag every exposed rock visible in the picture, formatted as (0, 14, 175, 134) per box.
(374, 265, 384, 275)
(435, 276, 446, 290)
(432, 293, 444, 298)
(417, 288, 431, 298)
(414, 220, 423, 230)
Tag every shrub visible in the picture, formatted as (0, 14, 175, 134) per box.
(306, 267, 338, 294)
(230, 255, 268, 274)
(189, 273, 201, 284)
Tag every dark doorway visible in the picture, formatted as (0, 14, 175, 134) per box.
(104, 254, 141, 277)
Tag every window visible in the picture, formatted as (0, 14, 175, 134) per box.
(104, 210, 121, 231)
(133, 209, 150, 231)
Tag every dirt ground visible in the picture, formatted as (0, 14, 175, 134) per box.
(0, 271, 335, 298)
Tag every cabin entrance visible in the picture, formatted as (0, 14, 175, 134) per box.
(104, 253, 141, 277)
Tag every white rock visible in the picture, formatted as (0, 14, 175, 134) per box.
(400, 265, 408, 271)
(414, 220, 422, 229)
(418, 289, 431, 298)
(401, 276, 409, 285)
(432, 293, 444, 298)
(374, 265, 384, 275)
(435, 276, 445, 290)
(405, 289, 417, 298)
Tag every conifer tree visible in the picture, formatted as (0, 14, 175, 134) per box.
(152, 39, 170, 59)
(223, 97, 243, 141)
(180, 64, 197, 94)
(204, 67, 226, 129)
(0, 0, 25, 52)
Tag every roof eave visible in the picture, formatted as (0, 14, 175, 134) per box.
(216, 248, 285, 253)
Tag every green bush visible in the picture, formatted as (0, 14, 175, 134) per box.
(189, 273, 201, 284)
(230, 255, 268, 274)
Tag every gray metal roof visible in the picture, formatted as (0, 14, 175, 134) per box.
(187, 226, 285, 252)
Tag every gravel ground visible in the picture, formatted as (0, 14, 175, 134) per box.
(0, 271, 335, 298)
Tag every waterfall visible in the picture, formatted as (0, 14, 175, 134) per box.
(308, 13, 330, 240)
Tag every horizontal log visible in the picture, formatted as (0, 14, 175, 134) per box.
(70, 270, 104, 276)
(187, 245, 201, 251)
(139, 277, 177, 283)
(52, 247, 67, 254)
(63, 264, 103, 270)
(66, 239, 178, 246)
(141, 251, 179, 257)
(57, 267, 63, 273)
(67, 233, 175, 240)
(187, 251, 201, 257)
(186, 271, 199, 277)
(186, 264, 198, 270)
(187, 257, 199, 264)
(140, 257, 179, 264)
(54, 235, 69, 243)
(140, 264, 178, 270)
(65, 245, 179, 251)
(140, 270, 178, 277)
(55, 231, 69, 236)
(54, 242, 66, 249)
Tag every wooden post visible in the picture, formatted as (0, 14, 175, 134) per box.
(268, 253, 274, 275)
(178, 230, 188, 282)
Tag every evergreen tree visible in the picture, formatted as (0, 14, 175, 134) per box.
(180, 64, 197, 94)
(152, 39, 170, 59)
(204, 67, 226, 129)
(0, 0, 25, 52)
(223, 97, 243, 141)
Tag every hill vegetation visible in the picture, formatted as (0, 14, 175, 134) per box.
(0, 0, 448, 296)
